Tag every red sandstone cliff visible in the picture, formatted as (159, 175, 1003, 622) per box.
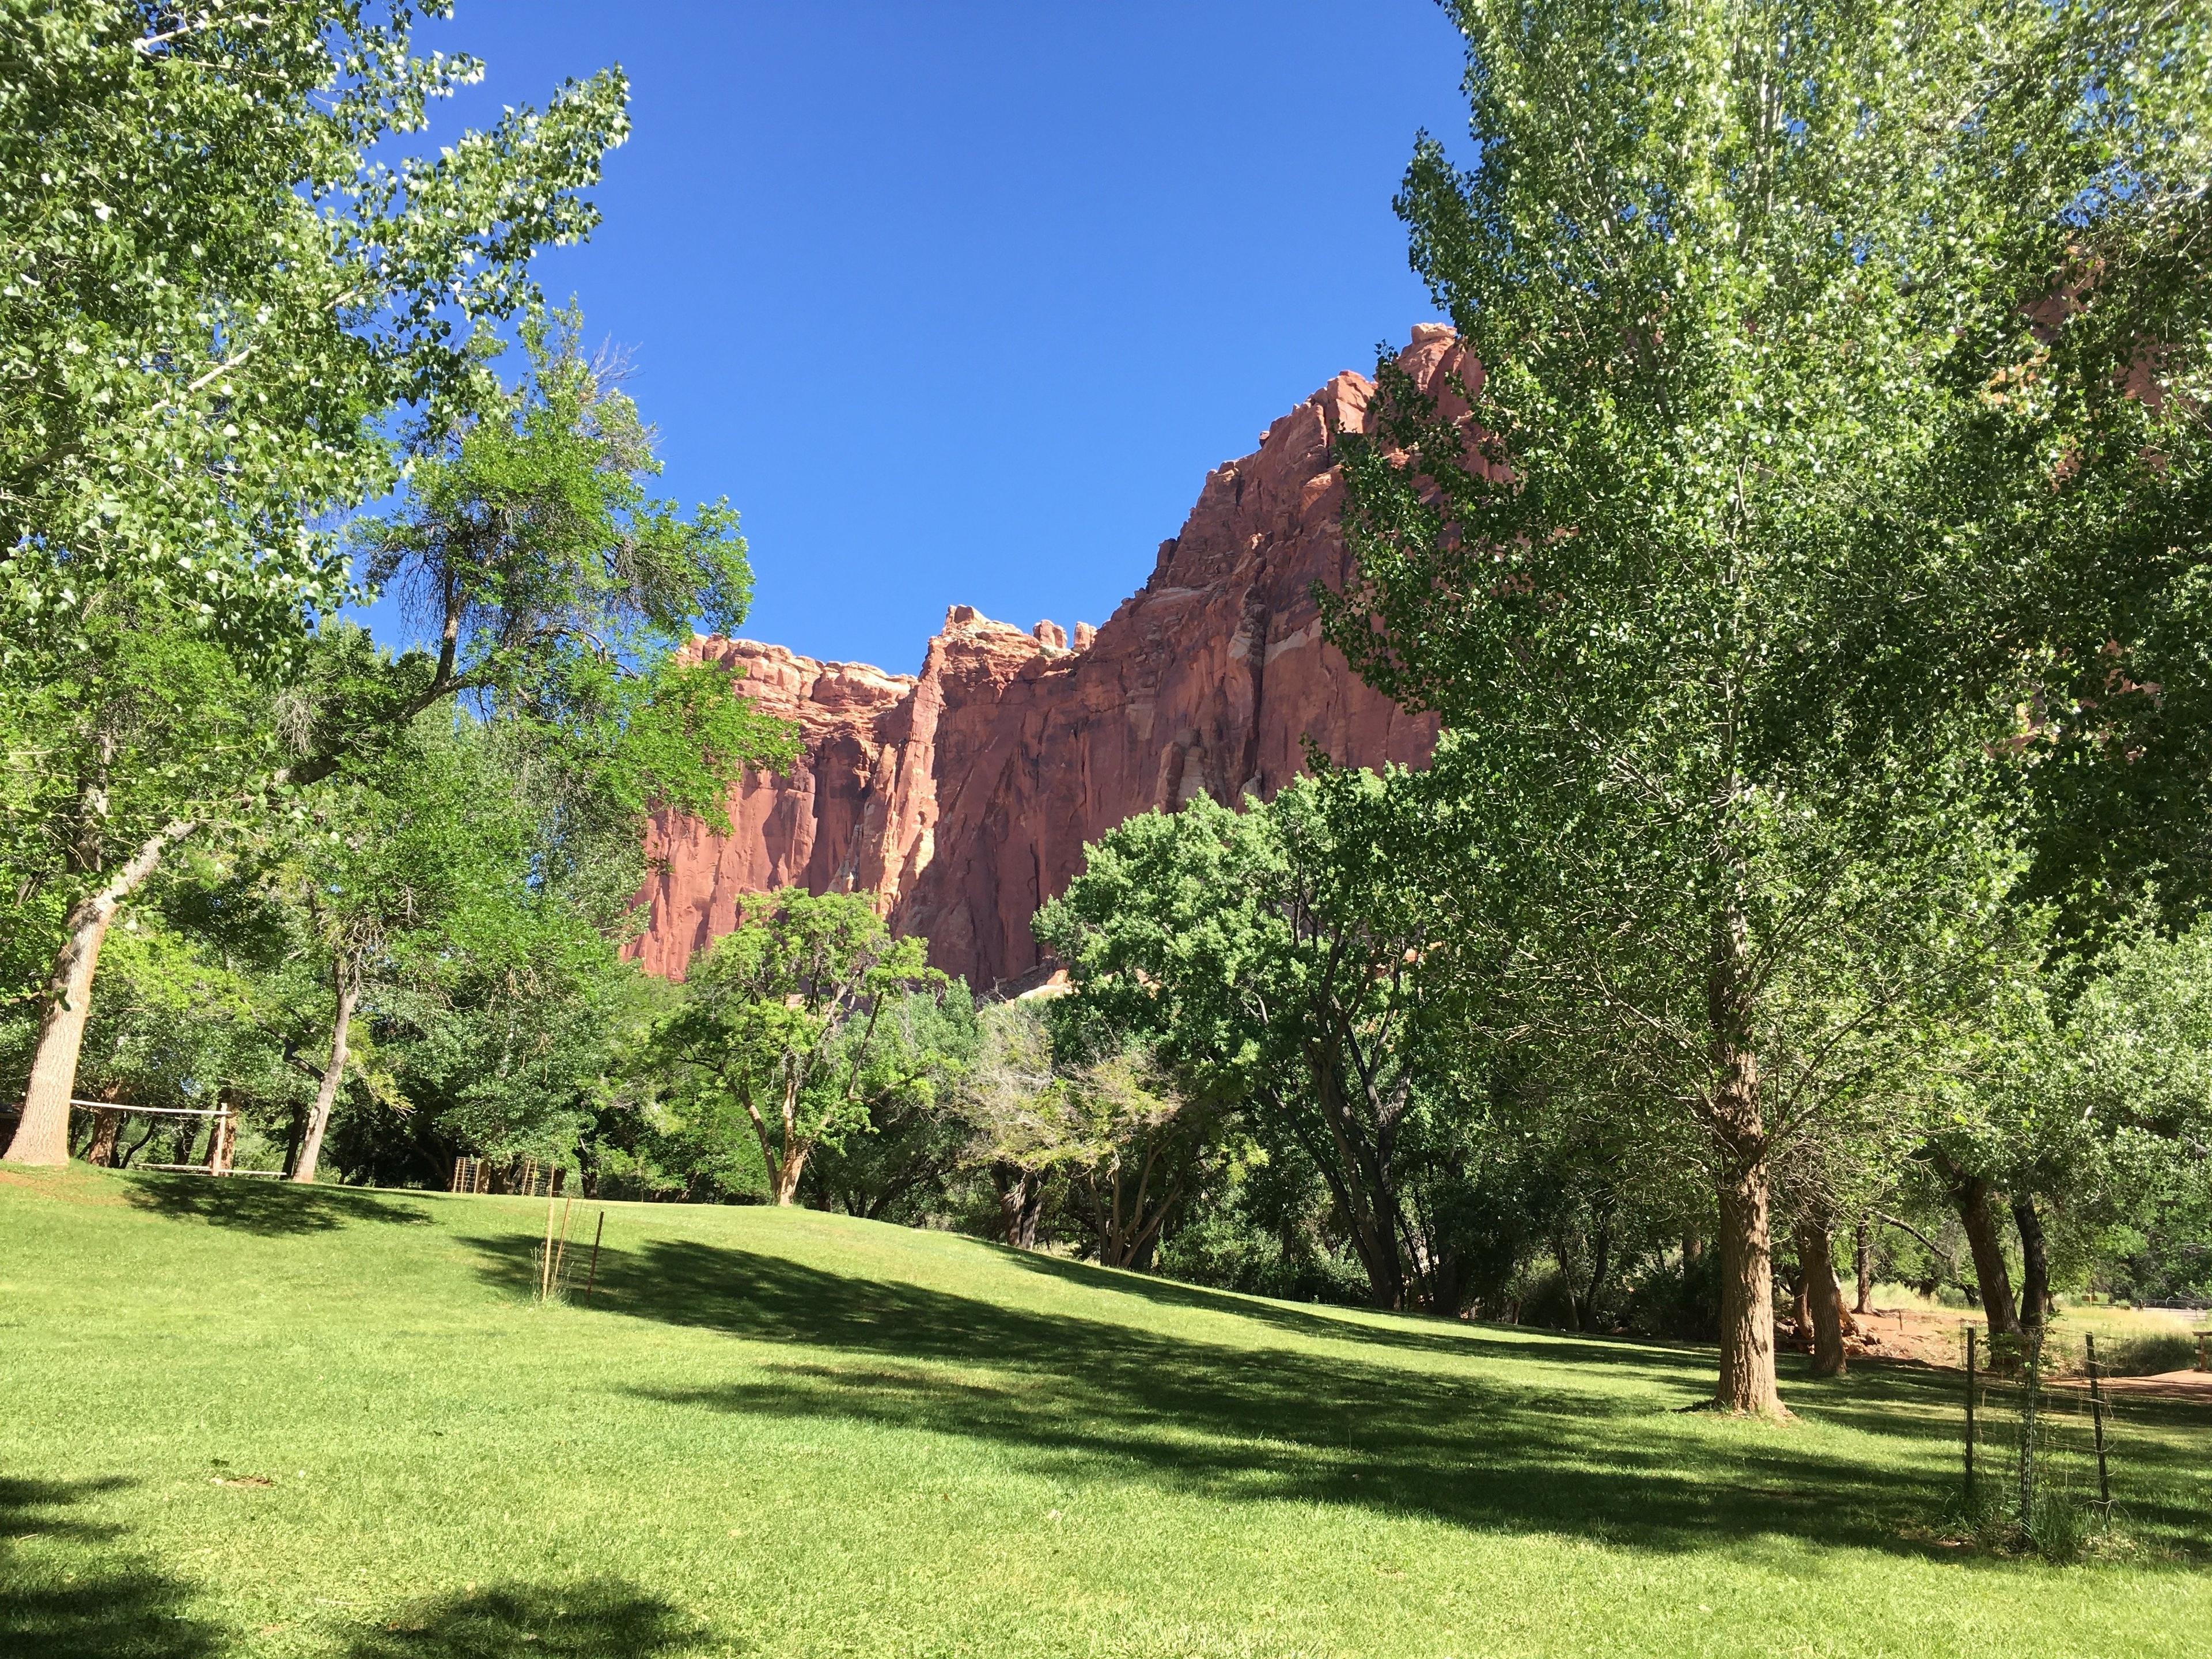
(627, 326, 1465, 986)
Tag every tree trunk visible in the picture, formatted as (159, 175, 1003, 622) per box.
(993, 1164, 1043, 1248)
(207, 1097, 236, 1176)
(1552, 1238, 1583, 1331)
(291, 964, 358, 1185)
(1929, 1148, 2020, 1339)
(3, 820, 194, 1166)
(2012, 1194, 2052, 1330)
(1798, 1218, 1849, 1378)
(1854, 1219, 1874, 1315)
(1715, 1150, 1785, 1415)
(85, 1108, 122, 1168)
(769, 1144, 809, 1206)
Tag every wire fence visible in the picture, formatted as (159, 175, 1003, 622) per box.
(1961, 1326, 2127, 1556)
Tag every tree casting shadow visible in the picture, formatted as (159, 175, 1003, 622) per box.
(471, 1230, 2188, 1563)
(350, 1579, 700, 1659)
(997, 1243, 1718, 1376)
(0, 1476, 225, 1659)
(122, 1172, 430, 1236)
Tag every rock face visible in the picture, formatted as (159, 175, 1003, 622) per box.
(627, 327, 1465, 987)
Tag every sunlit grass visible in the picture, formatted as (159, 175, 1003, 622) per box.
(2, 1165, 2207, 1658)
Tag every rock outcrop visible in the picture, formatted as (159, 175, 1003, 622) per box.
(627, 327, 1465, 987)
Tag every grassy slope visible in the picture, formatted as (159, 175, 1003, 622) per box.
(1, 1168, 2206, 1659)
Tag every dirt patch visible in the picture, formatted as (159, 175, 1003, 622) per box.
(2052, 1369, 2212, 1406)
(0, 1166, 130, 1206)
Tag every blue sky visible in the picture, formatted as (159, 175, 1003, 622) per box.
(399, 1, 1471, 675)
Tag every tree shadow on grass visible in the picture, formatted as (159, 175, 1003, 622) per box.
(350, 1580, 703, 1659)
(998, 1244, 1721, 1376)
(121, 1172, 430, 1236)
(0, 1476, 224, 1659)
(473, 1233, 2080, 1563)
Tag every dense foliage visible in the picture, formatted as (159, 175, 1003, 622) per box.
(5, 2, 2209, 1438)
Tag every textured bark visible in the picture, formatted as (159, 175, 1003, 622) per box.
(1708, 881, 1785, 1415)
(2012, 1194, 2052, 1330)
(1798, 1218, 1849, 1378)
(290, 964, 358, 1185)
(1714, 1150, 1785, 1415)
(994, 1165, 1044, 1249)
(1930, 1149, 2021, 1339)
(5, 820, 194, 1166)
(84, 1108, 122, 1168)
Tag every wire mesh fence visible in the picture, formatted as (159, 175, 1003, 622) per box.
(1960, 1325, 2127, 1556)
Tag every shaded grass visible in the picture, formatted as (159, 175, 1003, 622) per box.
(1, 1164, 2207, 1659)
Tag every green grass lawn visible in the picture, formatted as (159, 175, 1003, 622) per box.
(2, 1168, 2207, 1659)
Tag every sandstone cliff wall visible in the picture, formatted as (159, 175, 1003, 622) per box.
(626, 326, 1465, 987)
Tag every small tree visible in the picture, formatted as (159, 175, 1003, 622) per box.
(649, 891, 949, 1206)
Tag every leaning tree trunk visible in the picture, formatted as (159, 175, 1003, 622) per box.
(2012, 1195, 2052, 1331)
(1798, 1218, 1849, 1378)
(290, 964, 359, 1185)
(1930, 1149, 2020, 1339)
(4, 821, 195, 1166)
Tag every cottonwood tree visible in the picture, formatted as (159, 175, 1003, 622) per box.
(264, 714, 539, 1185)
(4, 315, 794, 1164)
(1319, 0, 2202, 1411)
(1037, 766, 1468, 1308)
(960, 997, 1217, 1266)
(648, 891, 951, 1207)
(959, 998, 1078, 1247)
(0, 2, 632, 1164)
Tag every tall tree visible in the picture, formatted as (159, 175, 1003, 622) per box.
(4, 313, 794, 1164)
(1319, 0, 2205, 1410)
(0, 2, 632, 1164)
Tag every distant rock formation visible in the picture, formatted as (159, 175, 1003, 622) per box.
(626, 327, 1466, 987)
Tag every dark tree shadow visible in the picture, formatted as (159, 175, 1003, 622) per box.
(0, 1477, 224, 1659)
(998, 1244, 1719, 1373)
(465, 1232, 2212, 1565)
(121, 1172, 431, 1235)
(350, 1580, 701, 1659)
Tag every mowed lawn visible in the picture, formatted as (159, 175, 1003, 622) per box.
(2, 1169, 2207, 1659)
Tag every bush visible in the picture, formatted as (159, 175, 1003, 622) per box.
(1622, 1252, 1723, 1340)
(1157, 1210, 1373, 1306)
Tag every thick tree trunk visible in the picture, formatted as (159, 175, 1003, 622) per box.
(1854, 1219, 1874, 1315)
(770, 1145, 809, 1206)
(994, 1165, 1043, 1248)
(291, 967, 358, 1185)
(4, 820, 194, 1166)
(2012, 1194, 2052, 1330)
(1798, 1218, 1849, 1378)
(1930, 1149, 2020, 1339)
(1715, 1152, 1785, 1415)
(1706, 876, 1785, 1416)
(84, 1108, 123, 1168)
